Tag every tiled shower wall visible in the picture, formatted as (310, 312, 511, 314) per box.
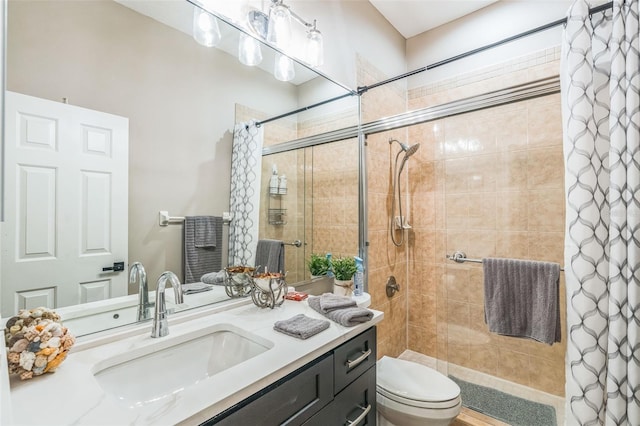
(359, 55, 410, 359)
(310, 139, 359, 260)
(406, 95, 566, 396)
(405, 51, 567, 396)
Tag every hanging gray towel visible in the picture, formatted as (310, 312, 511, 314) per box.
(482, 258, 561, 345)
(255, 239, 285, 274)
(184, 216, 223, 283)
(273, 314, 330, 339)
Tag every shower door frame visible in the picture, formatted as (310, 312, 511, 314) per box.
(262, 75, 561, 292)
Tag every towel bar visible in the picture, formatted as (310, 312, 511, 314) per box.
(158, 211, 231, 226)
(446, 251, 564, 271)
(283, 240, 305, 247)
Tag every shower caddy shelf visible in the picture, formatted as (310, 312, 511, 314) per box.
(268, 187, 287, 225)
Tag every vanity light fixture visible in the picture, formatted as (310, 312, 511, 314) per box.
(306, 21, 324, 67)
(266, 1, 293, 49)
(246, 0, 324, 69)
(194, 0, 323, 81)
(192, 7, 221, 47)
(274, 52, 295, 82)
(238, 32, 263, 66)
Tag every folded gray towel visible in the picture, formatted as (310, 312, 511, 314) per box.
(181, 282, 213, 294)
(273, 314, 330, 339)
(193, 216, 217, 248)
(201, 270, 227, 285)
(308, 296, 373, 327)
(318, 293, 356, 313)
(483, 258, 561, 345)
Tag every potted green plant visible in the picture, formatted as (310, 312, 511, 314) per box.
(307, 253, 330, 278)
(331, 256, 357, 296)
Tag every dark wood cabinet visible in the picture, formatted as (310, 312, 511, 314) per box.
(204, 327, 377, 426)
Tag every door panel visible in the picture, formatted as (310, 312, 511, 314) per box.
(2, 91, 129, 315)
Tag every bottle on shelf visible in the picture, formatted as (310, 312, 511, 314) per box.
(278, 174, 287, 194)
(269, 164, 279, 195)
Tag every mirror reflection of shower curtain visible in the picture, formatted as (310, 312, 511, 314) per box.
(228, 121, 263, 266)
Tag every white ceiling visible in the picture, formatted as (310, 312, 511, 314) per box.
(369, 0, 499, 39)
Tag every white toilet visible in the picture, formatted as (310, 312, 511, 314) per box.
(376, 356, 462, 426)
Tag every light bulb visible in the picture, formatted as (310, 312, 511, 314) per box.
(274, 53, 295, 82)
(193, 7, 221, 47)
(239, 33, 263, 66)
(266, 4, 292, 49)
(306, 28, 323, 67)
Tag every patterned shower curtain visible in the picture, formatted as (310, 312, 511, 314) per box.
(561, 0, 640, 424)
(228, 121, 263, 267)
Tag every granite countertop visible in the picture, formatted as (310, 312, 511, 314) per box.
(5, 298, 383, 425)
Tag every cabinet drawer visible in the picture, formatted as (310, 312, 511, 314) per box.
(303, 366, 377, 426)
(333, 327, 376, 394)
(210, 353, 334, 426)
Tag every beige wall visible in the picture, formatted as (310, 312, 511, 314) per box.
(7, 0, 299, 286)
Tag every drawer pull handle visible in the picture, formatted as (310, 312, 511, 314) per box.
(346, 348, 372, 370)
(347, 404, 371, 426)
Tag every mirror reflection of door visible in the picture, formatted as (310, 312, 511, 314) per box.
(1, 91, 128, 316)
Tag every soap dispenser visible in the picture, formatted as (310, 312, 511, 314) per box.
(269, 164, 279, 194)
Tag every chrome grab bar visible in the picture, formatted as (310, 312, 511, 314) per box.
(445, 251, 564, 271)
(283, 239, 304, 248)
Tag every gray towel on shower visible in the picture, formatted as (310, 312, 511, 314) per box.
(184, 216, 223, 283)
(274, 314, 330, 339)
(482, 258, 561, 345)
(255, 239, 285, 274)
(308, 296, 373, 327)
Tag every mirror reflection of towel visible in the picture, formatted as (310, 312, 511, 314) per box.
(255, 239, 284, 274)
(184, 216, 222, 283)
(193, 216, 217, 248)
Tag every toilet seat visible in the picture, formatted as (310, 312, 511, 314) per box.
(376, 356, 461, 409)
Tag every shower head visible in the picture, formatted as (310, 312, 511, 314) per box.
(389, 138, 420, 158)
(404, 143, 420, 158)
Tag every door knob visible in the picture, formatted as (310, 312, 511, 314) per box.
(102, 261, 125, 272)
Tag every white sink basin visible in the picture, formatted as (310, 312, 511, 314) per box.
(93, 323, 273, 408)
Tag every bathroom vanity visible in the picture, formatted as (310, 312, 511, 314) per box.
(3, 299, 383, 425)
(209, 327, 377, 425)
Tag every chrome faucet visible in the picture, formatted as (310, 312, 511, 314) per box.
(129, 262, 150, 321)
(151, 271, 184, 338)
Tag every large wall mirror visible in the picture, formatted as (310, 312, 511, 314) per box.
(0, 0, 358, 335)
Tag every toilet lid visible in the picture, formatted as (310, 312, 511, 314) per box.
(377, 356, 460, 404)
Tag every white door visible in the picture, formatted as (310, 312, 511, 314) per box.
(1, 92, 128, 316)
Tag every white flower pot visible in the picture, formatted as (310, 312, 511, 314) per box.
(333, 279, 353, 297)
